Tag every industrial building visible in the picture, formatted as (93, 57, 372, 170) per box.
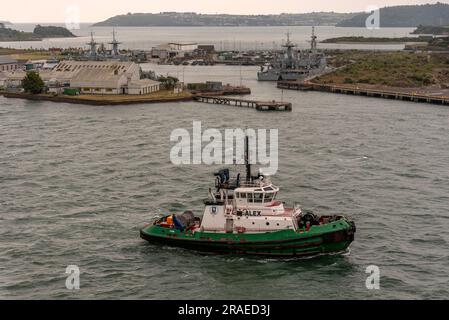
(0, 56, 19, 72)
(1, 60, 160, 95)
(0, 71, 7, 88)
(0, 70, 25, 89)
(150, 42, 198, 60)
(50, 61, 160, 95)
(197, 45, 215, 55)
(168, 43, 198, 52)
(127, 79, 161, 95)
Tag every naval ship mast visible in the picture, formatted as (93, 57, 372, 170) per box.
(109, 29, 121, 57)
(281, 32, 296, 69)
(87, 32, 98, 59)
(310, 26, 317, 52)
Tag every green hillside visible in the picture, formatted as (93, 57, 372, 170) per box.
(0, 25, 76, 41)
(94, 12, 357, 27)
(337, 3, 449, 27)
(33, 25, 76, 38)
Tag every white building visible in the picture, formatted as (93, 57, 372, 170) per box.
(168, 43, 198, 52)
(0, 71, 7, 88)
(127, 79, 160, 95)
(0, 56, 19, 72)
(151, 43, 198, 59)
(1, 70, 26, 89)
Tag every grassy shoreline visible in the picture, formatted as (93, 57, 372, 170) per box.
(314, 51, 449, 88)
(0, 47, 61, 61)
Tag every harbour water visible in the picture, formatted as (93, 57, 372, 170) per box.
(1, 24, 414, 50)
(1, 64, 449, 299)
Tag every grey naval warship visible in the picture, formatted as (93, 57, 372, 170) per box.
(257, 27, 327, 81)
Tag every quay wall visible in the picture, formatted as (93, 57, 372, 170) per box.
(277, 81, 449, 106)
(0, 92, 194, 106)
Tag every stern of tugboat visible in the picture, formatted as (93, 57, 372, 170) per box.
(317, 216, 356, 254)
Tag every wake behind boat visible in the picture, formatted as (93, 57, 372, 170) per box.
(140, 136, 355, 257)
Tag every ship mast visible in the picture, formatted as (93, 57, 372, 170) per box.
(87, 32, 98, 58)
(282, 31, 296, 69)
(310, 26, 317, 52)
(109, 29, 121, 57)
(245, 135, 251, 182)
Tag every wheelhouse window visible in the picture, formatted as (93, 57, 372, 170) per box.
(253, 193, 264, 203)
(264, 193, 274, 202)
(247, 193, 253, 202)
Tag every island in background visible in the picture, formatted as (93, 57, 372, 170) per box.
(0, 24, 76, 41)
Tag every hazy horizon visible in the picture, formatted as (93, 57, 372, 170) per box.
(0, 0, 445, 23)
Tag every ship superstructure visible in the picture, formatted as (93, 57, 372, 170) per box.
(257, 27, 327, 81)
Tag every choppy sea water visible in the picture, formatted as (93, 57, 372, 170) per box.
(1, 65, 449, 299)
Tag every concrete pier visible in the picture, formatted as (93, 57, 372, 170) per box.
(194, 95, 292, 111)
(277, 81, 449, 106)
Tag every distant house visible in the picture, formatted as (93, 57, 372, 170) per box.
(0, 56, 19, 72)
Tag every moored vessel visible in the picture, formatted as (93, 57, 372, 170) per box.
(257, 27, 327, 82)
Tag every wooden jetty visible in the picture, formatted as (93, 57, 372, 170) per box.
(277, 81, 449, 106)
(194, 95, 292, 111)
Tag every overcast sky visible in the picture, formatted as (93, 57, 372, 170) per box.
(1, 0, 444, 23)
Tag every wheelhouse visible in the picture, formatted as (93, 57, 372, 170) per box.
(234, 184, 280, 206)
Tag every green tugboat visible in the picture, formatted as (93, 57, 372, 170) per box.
(140, 137, 355, 257)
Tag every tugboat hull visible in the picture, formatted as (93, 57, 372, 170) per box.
(140, 219, 355, 257)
